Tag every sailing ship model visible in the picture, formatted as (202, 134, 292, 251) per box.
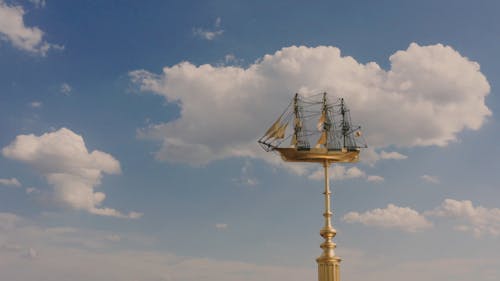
(258, 92, 366, 281)
(258, 92, 366, 162)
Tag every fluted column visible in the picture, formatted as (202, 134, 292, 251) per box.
(316, 160, 341, 281)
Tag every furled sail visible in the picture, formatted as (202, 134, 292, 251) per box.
(315, 111, 328, 148)
(294, 116, 302, 128)
(316, 113, 325, 131)
(315, 131, 327, 148)
(291, 115, 301, 146)
(291, 134, 297, 146)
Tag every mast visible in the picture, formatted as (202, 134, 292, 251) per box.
(340, 98, 348, 149)
(316, 92, 330, 149)
(292, 93, 309, 149)
(292, 93, 300, 147)
(322, 93, 329, 149)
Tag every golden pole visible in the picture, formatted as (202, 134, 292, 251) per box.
(316, 160, 341, 281)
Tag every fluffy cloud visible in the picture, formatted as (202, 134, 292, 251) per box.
(130, 43, 490, 168)
(0, 177, 21, 187)
(25, 187, 39, 194)
(308, 165, 383, 183)
(379, 150, 408, 160)
(0, 0, 61, 55)
(28, 0, 46, 8)
(366, 175, 384, 182)
(215, 223, 228, 229)
(193, 17, 224, 40)
(29, 101, 42, 108)
(308, 165, 364, 181)
(343, 204, 433, 232)
(360, 148, 408, 166)
(60, 82, 72, 95)
(2, 128, 141, 218)
(427, 199, 500, 237)
(421, 174, 440, 184)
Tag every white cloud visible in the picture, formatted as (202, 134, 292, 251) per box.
(60, 82, 72, 95)
(0, 0, 61, 55)
(0, 177, 21, 187)
(29, 0, 46, 8)
(309, 165, 366, 181)
(343, 204, 433, 232)
(361, 149, 408, 166)
(366, 175, 384, 182)
(215, 223, 228, 229)
(421, 174, 440, 184)
(379, 150, 408, 160)
(130, 43, 490, 169)
(427, 199, 500, 237)
(2, 128, 141, 218)
(223, 53, 243, 65)
(193, 17, 224, 40)
(193, 28, 223, 40)
(308, 165, 383, 184)
(105, 234, 121, 242)
(225, 53, 236, 63)
(29, 101, 42, 108)
(26, 187, 39, 194)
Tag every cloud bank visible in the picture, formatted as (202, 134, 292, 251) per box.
(427, 199, 500, 237)
(0, 213, 313, 281)
(130, 43, 490, 168)
(2, 128, 141, 218)
(344, 198, 500, 238)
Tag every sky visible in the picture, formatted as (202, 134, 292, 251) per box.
(1, 0, 500, 280)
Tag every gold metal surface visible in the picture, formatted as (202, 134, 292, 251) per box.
(260, 93, 365, 281)
(275, 147, 360, 163)
(315, 160, 342, 281)
(273, 148, 358, 281)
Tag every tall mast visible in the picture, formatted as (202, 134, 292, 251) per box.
(322, 93, 329, 149)
(293, 93, 300, 147)
(340, 98, 348, 149)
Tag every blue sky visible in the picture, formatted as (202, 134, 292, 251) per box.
(1, 1, 499, 280)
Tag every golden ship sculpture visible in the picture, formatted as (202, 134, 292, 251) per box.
(258, 92, 366, 281)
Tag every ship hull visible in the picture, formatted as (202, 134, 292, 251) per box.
(275, 147, 360, 163)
